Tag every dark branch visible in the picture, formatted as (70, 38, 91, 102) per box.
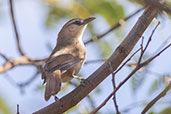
(108, 63, 120, 114)
(84, 7, 144, 45)
(17, 104, 20, 114)
(141, 81, 171, 114)
(9, 0, 25, 56)
(0, 52, 9, 61)
(144, 0, 171, 14)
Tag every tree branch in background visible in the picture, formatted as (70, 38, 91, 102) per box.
(0, 55, 46, 74)
(144, 0, 171, 14)
(141, 81, 171, 114)
(110, 47, 141, 114)
(84, 7, 144, 45)
(9, 0, 25, 56)
(4, 70, 40, 93)
(109, 63, 120, 114)
(0, 52, 9, 61)
(33, 4, 161, 114)
(17, 104, 20, 114)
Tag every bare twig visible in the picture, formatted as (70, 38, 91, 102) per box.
(110, 47, 141, 114)
(9, 0, 25, 56)
(141, 81, 171, 114)
(115, 48, 141, 75)
(17, 71, 40, 88)
(138, 22, 160, 64)
(16, 104, 19, 114)
(84, 7, 144, 45)
(109, 63, 120, 114)
(143, 22, 160, 52)
(4, 70, 40, 93)
(0, 52, 9, 61)
(0, 56, 46, 74)
(112, 74, 120, 114)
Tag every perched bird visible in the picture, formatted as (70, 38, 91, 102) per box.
(42, 17, 95, 101)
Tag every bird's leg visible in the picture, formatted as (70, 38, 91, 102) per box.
(54, 96, 59, 101)
(73, 75, 85, 84)
(73, 75, 84, 80)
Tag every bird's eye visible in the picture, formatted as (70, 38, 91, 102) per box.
(74, 21, 81, 25)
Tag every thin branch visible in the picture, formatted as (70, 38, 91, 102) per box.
(143, 22, 160, 52)
(112, 73, 120, 114)
(90, 43, 171, 114)
(84, 7, 144, 45)
(17, 71, 40, 88)
(9, 0, 25, 56)
(4, 70, 40, 93)
(0, 56, 46, 74)
(0, 52, 9, 61)
(110, 48, 141, 114)
(109, 63, 120, 114)
(141, 82, 171, 114)
(141, 43, 171, 66)
(17, 104, 20, 114)
(138, 22, 160, 64)
(115, 48, 141, 74)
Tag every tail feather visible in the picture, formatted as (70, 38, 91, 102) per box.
(44, 70, 61, 101)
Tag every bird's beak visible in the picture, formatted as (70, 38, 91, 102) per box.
(83, 17, 96, 25)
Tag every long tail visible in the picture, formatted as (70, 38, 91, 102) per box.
(44, 70, 61, 101)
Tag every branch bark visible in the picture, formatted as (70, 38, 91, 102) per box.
(0, 56, 46, 73)
(141, 82, 171, 114)
(33, 4, 160, 114)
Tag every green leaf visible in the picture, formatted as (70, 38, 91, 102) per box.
(0, 96, 11, 114)
(46, 5, 70, 27)
(160, 107, 171, 114)
(79, 0, 125, 26)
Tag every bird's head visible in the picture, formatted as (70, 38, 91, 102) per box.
(58, 17, 95, 40)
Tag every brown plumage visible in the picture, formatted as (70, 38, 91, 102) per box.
(43, 17, 95, 101)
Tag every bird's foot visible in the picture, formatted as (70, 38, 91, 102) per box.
(73, 75, 85, 84)
(54, 96, 59, 102)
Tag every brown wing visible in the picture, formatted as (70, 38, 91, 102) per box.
(45, 54, 82, 73)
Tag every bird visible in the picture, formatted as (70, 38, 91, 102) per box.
(42, 17, 95, 101)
